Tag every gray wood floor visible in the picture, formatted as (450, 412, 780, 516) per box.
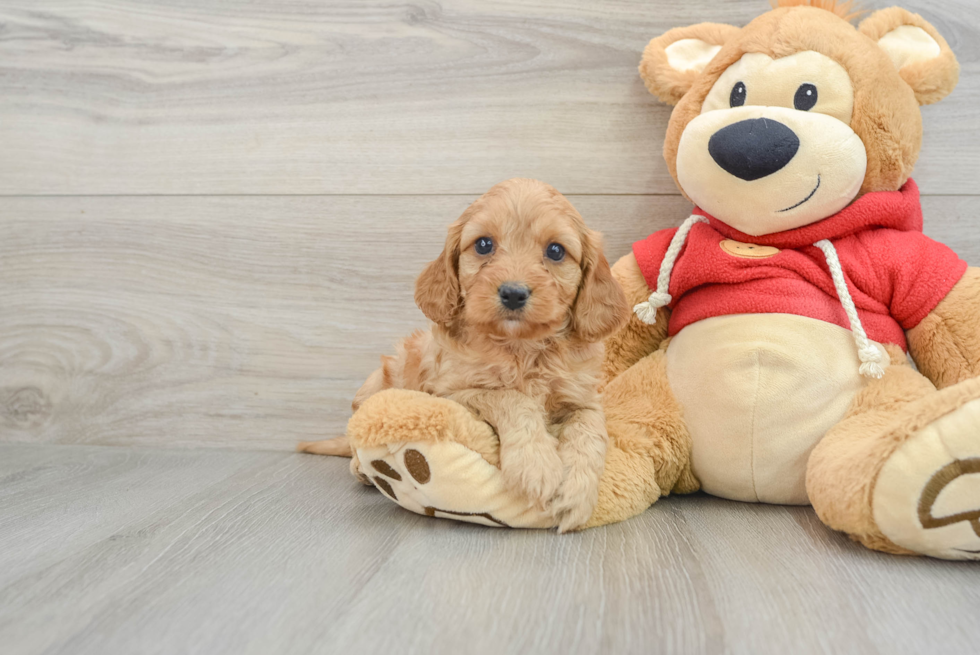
(2, 1, 979, 653)
(2, 443, 978, 655)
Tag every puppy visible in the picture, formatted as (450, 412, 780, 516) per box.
(300, 178, 629, 531)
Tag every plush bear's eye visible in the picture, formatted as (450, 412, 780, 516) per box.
(474, 237, 494, 255)
(794, 83, 818, 111)
(729, 82, 746, 108)
(545, 243, 565, 262)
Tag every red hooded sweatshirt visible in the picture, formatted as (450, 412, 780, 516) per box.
(632, 180, 966, 350)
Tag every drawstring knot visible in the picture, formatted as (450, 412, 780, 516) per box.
(858, 346, 887, 379)
(633, 215, 708, 325)
(814, 239, 886, 379)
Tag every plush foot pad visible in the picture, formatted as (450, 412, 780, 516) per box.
(874, 397, 980, 560)
(354, 441, 556, 529)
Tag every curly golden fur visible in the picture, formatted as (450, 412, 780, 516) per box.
(301, 178, 629, 531)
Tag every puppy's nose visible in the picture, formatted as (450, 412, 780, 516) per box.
(498, 283, 530, 311)
(708, 118, 800, 181)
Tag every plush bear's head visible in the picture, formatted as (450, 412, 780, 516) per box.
(640, 1, 959, 237)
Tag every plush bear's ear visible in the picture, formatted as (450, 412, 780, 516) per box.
(639, 23, 740, 105)
(859, 7, 959, 105)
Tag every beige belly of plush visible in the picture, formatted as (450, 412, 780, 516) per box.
(665, 314, 890, 505)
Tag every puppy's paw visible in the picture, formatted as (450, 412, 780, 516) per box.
(500, 439, 563, 510)
(551, 470, 600, 533)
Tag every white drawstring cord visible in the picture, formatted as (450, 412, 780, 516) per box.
(813, 239, 886, 379)
(633, 215, 709, 325)
(633, 218, 886, 380)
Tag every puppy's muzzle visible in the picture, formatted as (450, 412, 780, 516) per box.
(498, 283, 530, 311)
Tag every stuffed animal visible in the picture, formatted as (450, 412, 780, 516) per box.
(345, 0, 980, 560)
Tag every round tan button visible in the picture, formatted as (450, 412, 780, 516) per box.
(720, 239, 780, 259)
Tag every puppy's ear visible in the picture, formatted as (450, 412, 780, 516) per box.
(572, 231, 630, 343)
(859, 8, 959, 105)
(640, 23, 740, 105)
(415, 218, 464, 326)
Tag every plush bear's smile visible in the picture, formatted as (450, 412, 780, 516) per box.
(777, 174, 821, 213)
(676, 104, 866, 236)
(668, 48, 876, 236)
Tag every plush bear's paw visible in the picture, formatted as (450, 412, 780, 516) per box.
(353, 440, 556, 529)
(500, 439, 564, 511)
(349, 452, 371, 486)
(874, 395, 980, 560)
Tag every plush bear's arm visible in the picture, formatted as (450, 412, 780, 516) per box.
(602, 252, 670, 384)
(907, 267, 980, 389)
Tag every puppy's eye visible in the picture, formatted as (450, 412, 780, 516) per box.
(545, 243, 565, 262)
(794, 83, 817, 111)
(729, 81, 746, 108)
(474, 237, 493, 255)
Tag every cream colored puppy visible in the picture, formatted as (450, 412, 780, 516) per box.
(300, 178, 629, 531)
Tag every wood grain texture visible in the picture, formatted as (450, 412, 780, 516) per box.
(1, 443, 978, 655)
(0, 194, 687, 448)
(3, 194, 976, 450)
(2, 3, 978, 650)
(0, 0, 976, 195)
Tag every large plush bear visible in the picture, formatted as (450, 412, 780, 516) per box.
(338, 1, 979, 560)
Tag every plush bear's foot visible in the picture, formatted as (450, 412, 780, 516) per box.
(346, 389, 557, 529)
(344, 382, 683, 531)
(809, 358, 980, 560)
(354, 441, 555, 529)
(873, 392, 980, 560)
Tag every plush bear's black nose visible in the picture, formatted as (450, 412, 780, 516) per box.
(708, 118, 800, 181)
(498, 283, 530, 310)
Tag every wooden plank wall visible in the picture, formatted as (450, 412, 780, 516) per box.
(1, 0, 978, 449)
